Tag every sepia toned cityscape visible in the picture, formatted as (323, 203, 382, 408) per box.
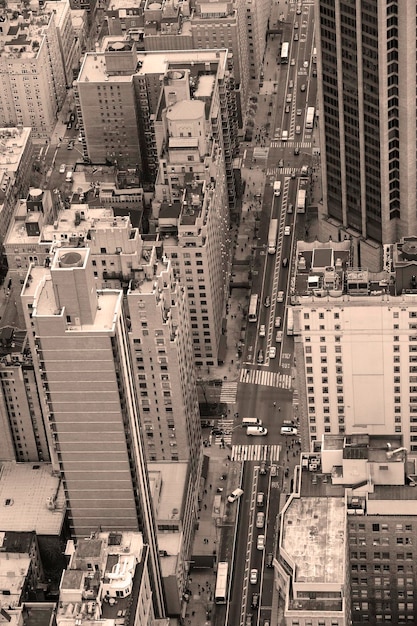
(0, 1, 415, 625)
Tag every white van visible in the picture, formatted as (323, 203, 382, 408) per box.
(273, 180, 281, 196)
(65, 170, 73, 183)
(247, 426, 268, 436)
(227, 488, 244, 503)
(242, 417, 262, 427)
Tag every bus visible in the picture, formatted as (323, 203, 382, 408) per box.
(287, 308, 294, 335)
(296, 189, 306, 214)
(305, 106, 315, 130)
(248, 294, 259, 322)
(268, 218, 278, 254)
(281, 42, 289, 64)
(215, 562, 229, 604)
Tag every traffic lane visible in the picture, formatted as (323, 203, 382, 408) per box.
(232, 390, 294, 445)
(227, 464, 257, 626)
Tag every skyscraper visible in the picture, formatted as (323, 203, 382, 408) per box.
(20, 248, 165, 616)
(316, 0, 415, 269)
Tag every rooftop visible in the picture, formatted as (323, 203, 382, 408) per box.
(281, 495, 345, 585)
(0, 554, 30, 609)
(0, 128, 32, 173)
(0, 462, 65, 535)
(0, 10, 53, 61)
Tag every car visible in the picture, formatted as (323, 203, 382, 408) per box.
(256, 512, 265, 528)
(277, 291, 284, 303)
(77, 134, 83, 142)
(296, 125, 301, 134)
(286, 94, 292, 103)
(287, 202, 294, 213)
(266, 552, 274, 567)
(264, 296, 271, 308)
(284, 226, 291, 236)
(313, 68, 317, 77)
(303, 60, 309, 68)
(67, 141, 74, 150)
(257, 492, 265, 507)
(289, 79, 294, 89)
(246, 615, 253, 626)
(228, 488, 244, 503)
(270, 465, 278, 477)
(294, 33, 299, 41)
(291, 58, 295, 66)
(257, 350, 264, 364)
(257, 535, 265, 551)
(276, 331, 283, 343)
(59, 163, 66, 174)
(294, 147, 300, 155)
(296, 5, 302, 14)
(66, 121, 72, 129)
(251, 593, 259, 609)
(300, 83, 306, 92)
(296, 108, 302, 116)
(247, 426, 268, 436)
(281, 426, 298, 435)
(250, 569, 258, 584)
(211, 428, 224, 436)
(275, 316, 281, 328)
(294, 21, 299, 29)
(291, 171, 296, 179)
(259, 325, 266, 337)
(264, 620, 270, 626)
(269, 346, 276, 359)
(285, 105, 290, 114)
(282, 258, 288, 268)
(278, 158, 284, 168)
(70, 113, 75, 122)
(260, 461, 267, 475)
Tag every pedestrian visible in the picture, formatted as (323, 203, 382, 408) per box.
(209, 484, 212, 489)
(273, 401, 276, 407)
(204, 504, 207, 510)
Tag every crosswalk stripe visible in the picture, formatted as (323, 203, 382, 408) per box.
(230, 444, 282, 462)
(269, 141, 312, 149)
(239, 368, 292, 389)
(220, 382, 238, 403)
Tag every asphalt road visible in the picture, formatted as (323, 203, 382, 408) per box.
(224, 2, 316, 625)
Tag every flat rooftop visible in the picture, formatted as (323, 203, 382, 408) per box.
(0, 462, 65, 535)
(149, 462, 187, 521)
(282, 496, 345, 584)
(0, 128, 31, 173)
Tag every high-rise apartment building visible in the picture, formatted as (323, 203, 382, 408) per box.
(291, 236, 417, 453)
(0, 8, 66, 140)
(75, 46, 238, 205)
(245, 0, 270, 81)
(44, 0, 81, 86)
(315, 1, 417, 269)
(276, 433, 417, 626)
(20, 248, 165, 616)
(0, 127, 34, 245)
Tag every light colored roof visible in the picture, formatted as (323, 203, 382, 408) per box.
(0, 462, 66, 535)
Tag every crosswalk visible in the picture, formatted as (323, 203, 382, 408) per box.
(269, 141, 311, 149)
(231, 444, 282, 462)
(220, 381, 238, 404)
(240, 368, 292, 389)
(266, 167, 296, 177)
